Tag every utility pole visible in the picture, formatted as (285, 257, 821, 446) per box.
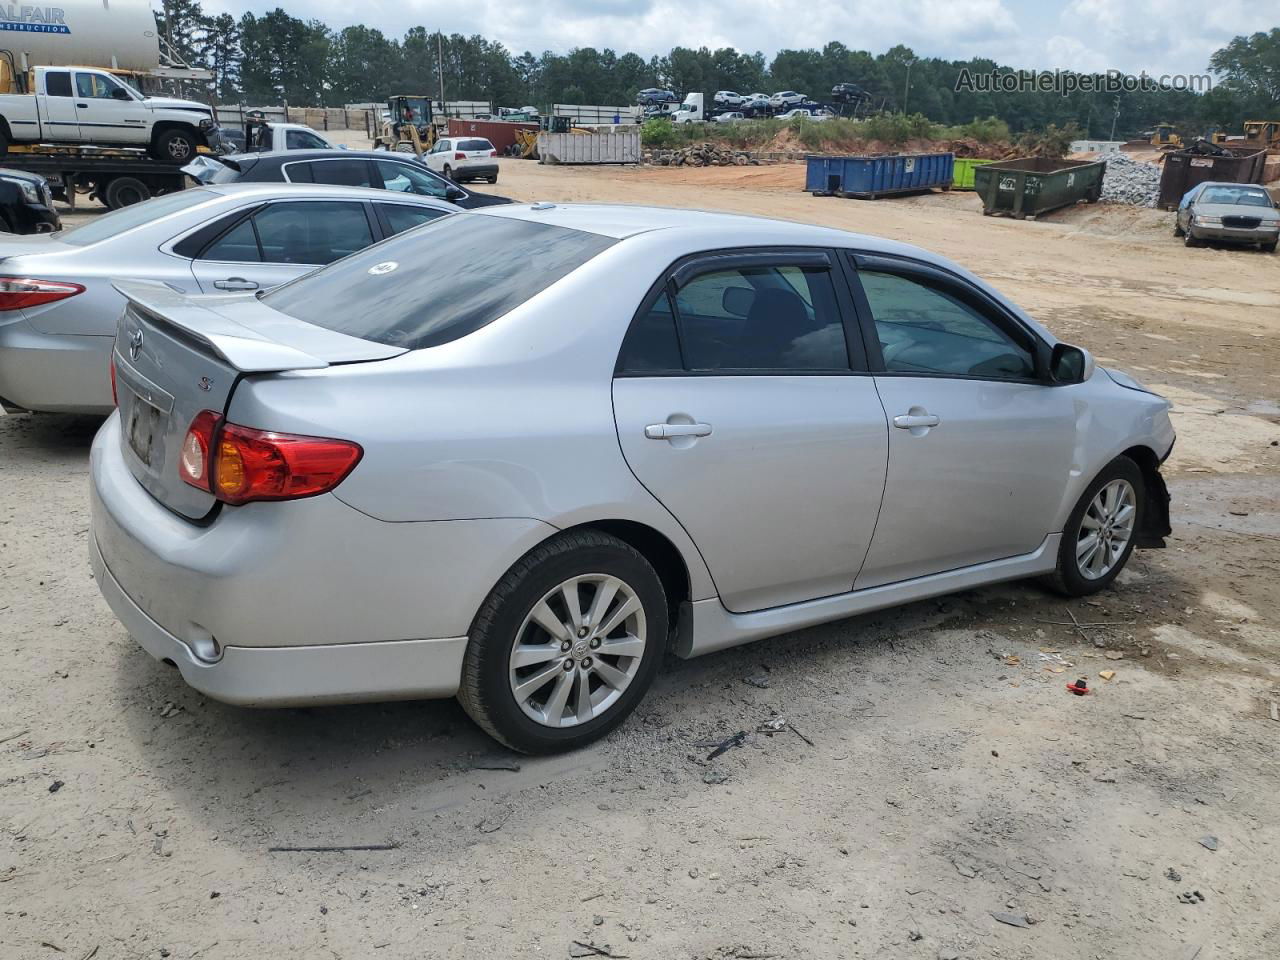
(1109, 95, 1121, 141)
(437, 32, 446, 116)
(902, 57, 916, 114)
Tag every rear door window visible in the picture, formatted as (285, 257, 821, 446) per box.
(673, 264, 848, 371)
(252, 201, 374, 265)
(44, 71, 72, 97)
(264, 216, 614, 349)
(289, 159, 373, 188)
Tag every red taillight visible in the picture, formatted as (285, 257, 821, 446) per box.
(179, 410, 221, 492)
(179, 412, 362, 504)
(454, 151, 466, 160)
(109, 353, 118, 407)
(490, 149, 497, 157)
(0, 277, 85, 311)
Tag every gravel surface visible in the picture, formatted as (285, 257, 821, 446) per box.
(3, 160, 1280, 960)
(1099, 153, 1163, 207)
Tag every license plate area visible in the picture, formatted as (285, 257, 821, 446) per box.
(126, 393, 164, 466)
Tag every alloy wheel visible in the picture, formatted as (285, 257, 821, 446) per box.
(1075, 479, 1136, 580)
(508, 574, 647, 728)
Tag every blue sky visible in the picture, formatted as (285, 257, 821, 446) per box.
(210, 0, 1272, 77)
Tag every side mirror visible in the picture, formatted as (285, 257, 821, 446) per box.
(1050, 342, 1094, 384)
(445, 186, 465, 200)
(111, 88, 132, 101)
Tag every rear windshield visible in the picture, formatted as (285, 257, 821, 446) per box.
(58, 189, 220, 246)
(458, 139, 493, 151)
(263, 215, 615, 350)
(204, 158, 254, 183)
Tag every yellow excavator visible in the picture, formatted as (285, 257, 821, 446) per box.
(373, 95, 436, 157)
(1242, 121, 1280, 150)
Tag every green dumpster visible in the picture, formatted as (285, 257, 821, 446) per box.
(973, 156, 1107, 218)
(952, 157, 993, 190)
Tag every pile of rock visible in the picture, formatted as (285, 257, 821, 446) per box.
(645, 144, 758, 166)
(1098, 152, 1162, 207)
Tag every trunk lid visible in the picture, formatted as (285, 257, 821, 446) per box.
(111, 279, 404, 520)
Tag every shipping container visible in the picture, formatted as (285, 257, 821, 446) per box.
(1157, 146, 1268, 210)
(537, 129, 641, 164)
(973, 156, 1106, 218)
(446, 118, 539, 155)
(952, 158, 994, 190)
(805, 153, 954, 199)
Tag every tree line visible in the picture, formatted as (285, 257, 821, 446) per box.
(155, 4, 1280, 139)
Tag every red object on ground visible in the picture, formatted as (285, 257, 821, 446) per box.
(1066, 678, 1090, 696)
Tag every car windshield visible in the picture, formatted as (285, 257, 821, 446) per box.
(263, 215, 616, 350)
(57, 189, 218, 246)
(1199, 186, 1271, 207)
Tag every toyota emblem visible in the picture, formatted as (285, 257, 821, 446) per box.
(128, 329, 144, 361)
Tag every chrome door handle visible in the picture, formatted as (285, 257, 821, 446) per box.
(645, 422, 712, 440)
(893, 414, 940, 429)
(213, 277, 260, 291)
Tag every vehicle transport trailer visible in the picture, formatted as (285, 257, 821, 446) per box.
(1, 145, 187, 208)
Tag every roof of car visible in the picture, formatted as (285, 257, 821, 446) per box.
(227, 149, 426, 165)
(474, 202, 938, 256)
(203, 182, 455, 208)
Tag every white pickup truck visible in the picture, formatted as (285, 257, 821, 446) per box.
(0, 65, 217, 163)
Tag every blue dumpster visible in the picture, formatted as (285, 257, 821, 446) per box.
(805, 152, 955, 199)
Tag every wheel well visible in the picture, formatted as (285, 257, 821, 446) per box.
(1120, 445, 1171, 548)
(151, 121, 198, 144)
(568, 520, 691, 632)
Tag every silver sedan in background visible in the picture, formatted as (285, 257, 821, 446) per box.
(1175, 181, 1279, 251)
(0, 184, 456, 414)
(90, 204, 1174, 753)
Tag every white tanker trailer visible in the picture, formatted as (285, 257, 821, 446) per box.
(0, 0, 208, 78)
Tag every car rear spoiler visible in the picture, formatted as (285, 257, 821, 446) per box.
(112, 279, 405, 373)
(181, 154, 239, 183)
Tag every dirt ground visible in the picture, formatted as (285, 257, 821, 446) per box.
(2, 159, 1279, 960)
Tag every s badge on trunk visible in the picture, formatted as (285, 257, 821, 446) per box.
(198, 377, 214, 392)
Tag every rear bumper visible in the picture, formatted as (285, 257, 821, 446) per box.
(91, 533, 467, 706)
(89, 413, 556, 705)
(0, 318, 114, 414)
(455, 163, 498, 180)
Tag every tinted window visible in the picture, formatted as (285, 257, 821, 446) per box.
(458, 139, 493, 151)
(858, 271, 1035, 379)
(293, 159, 372, 188)
(378, 203, 448, 236)
(286, 129, 330, 150)
(673, 265, 848, 371)
(617, 290, 682, 373)
(201, 218, 260, 262)
(253, 201, 373, 265)
(264, 216, 614, 350)
(59, 189, 219, 246)
(375, 160, 450, 198)
(45, 71, 72, 97)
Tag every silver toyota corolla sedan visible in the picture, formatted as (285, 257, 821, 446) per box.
(0, 184, 456, 415)
(90, 204, 1175, 753)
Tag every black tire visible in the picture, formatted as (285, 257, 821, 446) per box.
(0, 125, 8, 157)
(442, 164, 453, 180)
(1043, 456, 1145, 597)
(1261, 240, 1277, 254)
(457, 530, 667, 754)
(1184, 230, 1200, 247)
(0, 212, 12, 233)
(103, 176, 151, 210)
(488, 175, 498, 184)
(152, 127, 197, 165)
(1173, 221, 1184, 237)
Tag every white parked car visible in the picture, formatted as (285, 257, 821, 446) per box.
(713, 91, 744, 107)
(779, 108, 832, 122)
(423, 137, 500, 184)
(769, 91, 808, 109)
(712, 112, 746, 124)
